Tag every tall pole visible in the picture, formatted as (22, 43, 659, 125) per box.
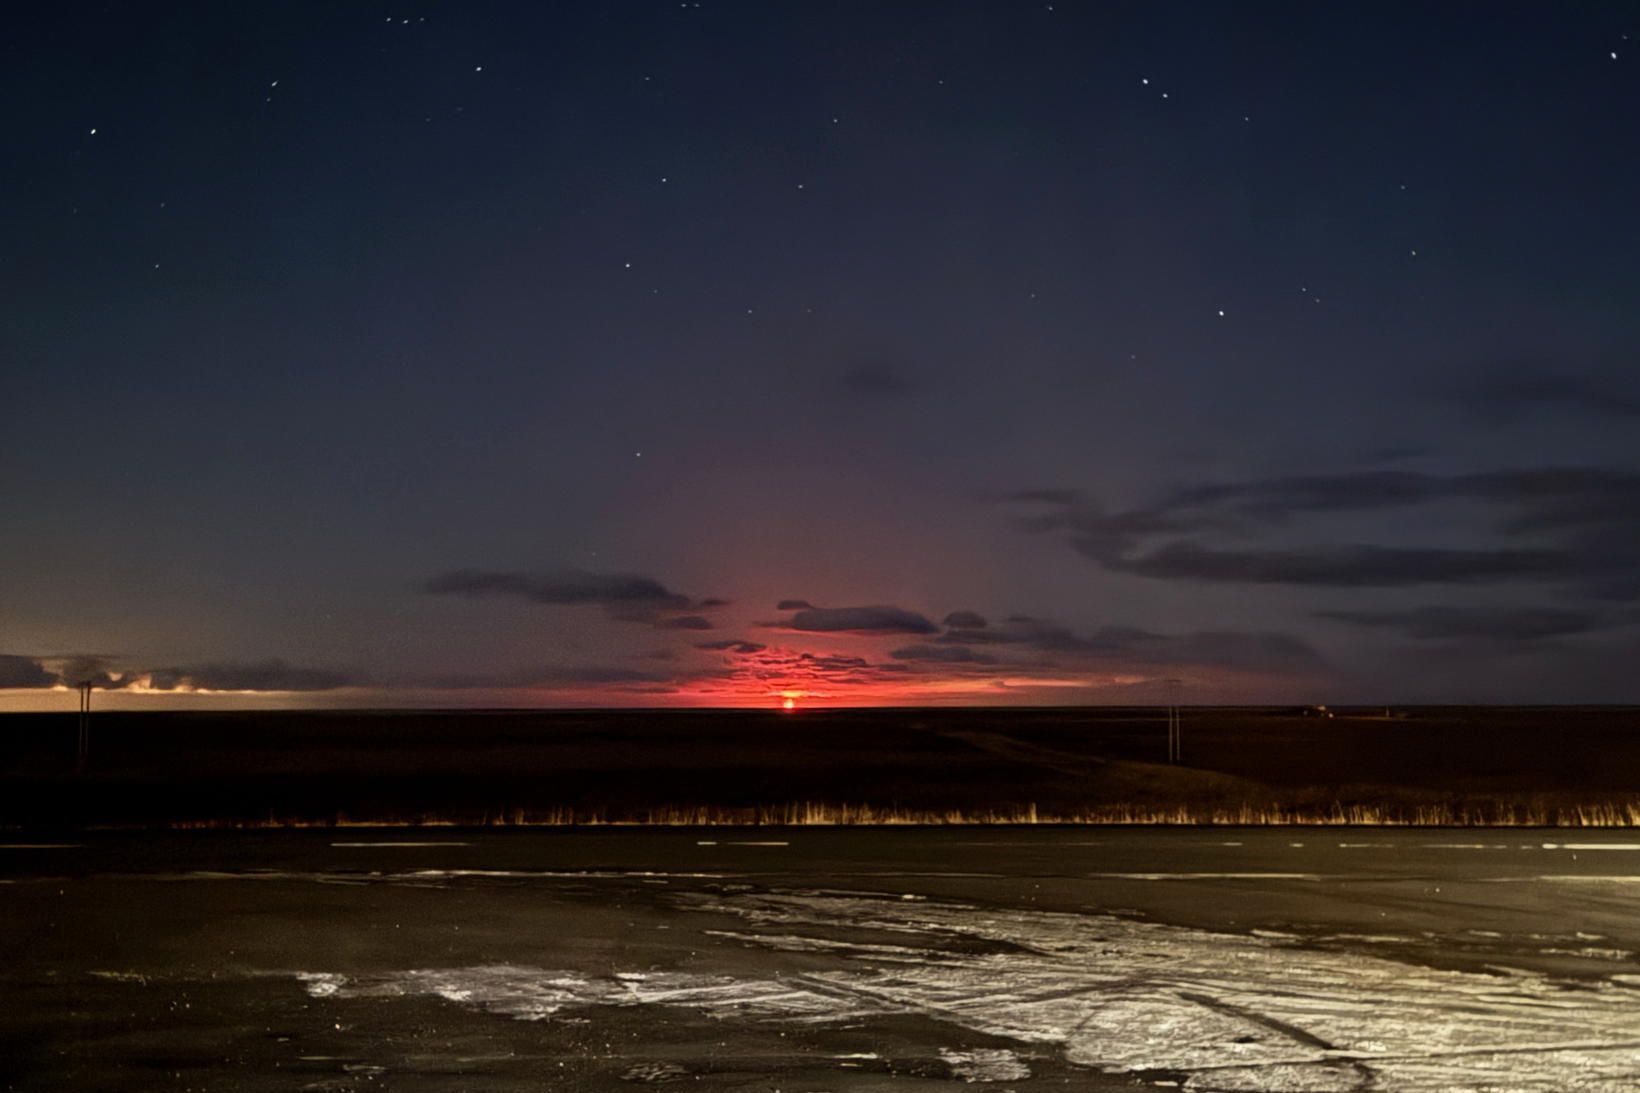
(76, 683, 91, 774)
(1163, 678, 1182, 764)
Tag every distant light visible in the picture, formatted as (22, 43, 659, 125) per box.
(1217, 309, 1225, 317)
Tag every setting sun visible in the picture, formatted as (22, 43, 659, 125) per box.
(782, 696, 797, 711)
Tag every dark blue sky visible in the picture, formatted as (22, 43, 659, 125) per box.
(5, 2, 1640, 707)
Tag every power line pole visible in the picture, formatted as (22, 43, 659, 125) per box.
(76, 682, 92, 774)
(1162, 678, 1182, 764)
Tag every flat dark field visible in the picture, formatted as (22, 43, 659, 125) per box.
(3, 706, 1639, 827)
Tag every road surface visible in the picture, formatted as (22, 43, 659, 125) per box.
(4, 828, 1640, 1091)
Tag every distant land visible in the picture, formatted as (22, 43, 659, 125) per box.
(3, 706, 1639, 828)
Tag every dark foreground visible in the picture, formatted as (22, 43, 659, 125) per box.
(5, 829, 1640, 1091)
(5, 706, 1640, 825)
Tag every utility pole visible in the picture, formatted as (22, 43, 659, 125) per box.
(1162, 678, 1182, 764)
(76, 682, 92, 774)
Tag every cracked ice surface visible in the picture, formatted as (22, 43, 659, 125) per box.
(300, 890, 1640, 1091)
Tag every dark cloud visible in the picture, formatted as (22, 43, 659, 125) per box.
(776, 599, 814, 611)
(838, 362, 913, 398)
(1464, 369, 1640, 421)
(1086, 626, 1324, 673)
(942, 610, 987, 629)
(1009, 467, 1640, 592)
(1160, 468, 1640, 534)
(780, 605, 939, 635)
(1315, 605, 1618, 641)
(145, 660, 357, 692)
(693, 642, 927, 694)
(696, 639, 767, 654)
(654, 614, 714, 631)
(890, 644, 997, 664)
(0, 655, 56, 689)
(801, 652, 872, 670)
(933, 618, 1068, 646)
(56, 655, 140, 690)
(935, 615, 1323, 675)
(421, 568, 721, 623)
(1167, 471, 1443, 516)
(1100, 542, 1570, 588)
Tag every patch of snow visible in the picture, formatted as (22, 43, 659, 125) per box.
(939, 1047, 1031, 1082)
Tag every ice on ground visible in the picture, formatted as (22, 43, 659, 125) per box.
(297, 889, 1640, 1091)
(939, 1047, 1031, 1082)
(622, 1061, 688, 1083)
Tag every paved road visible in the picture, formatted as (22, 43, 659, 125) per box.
(4, 828, 1640, 1091)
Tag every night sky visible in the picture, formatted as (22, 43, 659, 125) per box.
(5, 2, 1640, 709)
